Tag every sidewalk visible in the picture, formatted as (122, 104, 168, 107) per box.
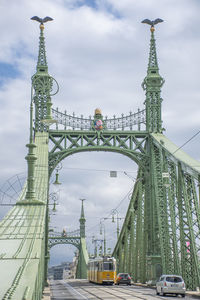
(42, 282, 51, 300)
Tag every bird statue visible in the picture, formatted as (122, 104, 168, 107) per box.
(31, 16, 53, 24)
(141, 18, 163, 27)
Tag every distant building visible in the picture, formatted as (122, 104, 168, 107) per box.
(53, 267, 63, 280)
(48, 261, 72, 280)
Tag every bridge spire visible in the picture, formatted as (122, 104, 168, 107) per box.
(142, 18, 165, 133)
(79, 199, 86, 238)
(31, 16, 56, 132)
(36, 23, 48, 73)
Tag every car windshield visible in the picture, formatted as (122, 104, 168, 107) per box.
(166, 276, 182, 283)
(118, 273, 129, 278)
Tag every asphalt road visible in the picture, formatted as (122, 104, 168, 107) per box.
(50, 279, 198, 300)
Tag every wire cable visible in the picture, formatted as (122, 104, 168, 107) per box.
(173, 130, 200, 154)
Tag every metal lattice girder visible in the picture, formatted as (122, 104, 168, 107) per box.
(113, 171, 145, 280)
(48, 130, 149, 173)
(177, 165, 200, 290)
(113, 133, 200, 290)
(0, 132, 49, 300)
(48, 236, 81, 249)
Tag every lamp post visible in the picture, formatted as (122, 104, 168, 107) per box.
(49, 192, 59, 214)
(92, 236, 103, 257)
(111, 209, 121, 239)
(100, 219, 107, 256)
(53, 163, 62, 185)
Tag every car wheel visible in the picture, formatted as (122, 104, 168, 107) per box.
(181, 295, 185, 298)
(161, 288, 165, 296)
(156, 288, 160, 295)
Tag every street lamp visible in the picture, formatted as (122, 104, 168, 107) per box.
(53, 163, 62, 185)
(49, 192, 59, 214)
(99, 219, 107, 256)
(92, 236, 103, 257)
(111, 209, 121, 239)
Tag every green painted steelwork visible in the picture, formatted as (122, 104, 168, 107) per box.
(0, 19, 200, 300)
(0, 132, 49, 299)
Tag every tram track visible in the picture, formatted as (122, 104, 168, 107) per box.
(55, 280, 158, 299)
(51, 280, 194, 299)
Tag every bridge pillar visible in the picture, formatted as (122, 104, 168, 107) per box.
(76, 200, 88, 278)
(146, 255, 162, 285)
(76, 238, 89, 279)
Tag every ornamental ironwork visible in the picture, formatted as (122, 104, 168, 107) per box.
(52, 108, 146, 131)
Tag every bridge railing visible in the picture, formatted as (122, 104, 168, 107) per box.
(52, 107, 146, 131)
(49, 229, 80, 238)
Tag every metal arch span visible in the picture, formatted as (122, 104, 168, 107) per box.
(48, 130, 149, 174)
(48, 236, 81, 249)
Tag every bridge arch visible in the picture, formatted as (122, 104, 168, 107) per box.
(49, 237, 81, 250)
(48, 135, 148, 176)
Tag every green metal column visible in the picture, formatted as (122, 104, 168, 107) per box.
(141, 23, 165, 282)
(167, 161, 181, 274)
(76, 199, 88, 279)
(142, 24, 164, 133)
(32, 23, 55, 133)
(128, 207, 135, 277)
(79, 199, 86, 238)
(31, 19, 56, 289)
(123, 228, 128, 272)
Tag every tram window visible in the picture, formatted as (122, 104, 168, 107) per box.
(100, 262, 103, 271)
(103, 262, 114, 271)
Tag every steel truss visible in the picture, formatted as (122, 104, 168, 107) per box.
(113, 136, 200, 289)
(48, 131, 148, 174)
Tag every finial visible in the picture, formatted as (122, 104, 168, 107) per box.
(31, 16, 53, 29)
(141, 18, 164, 31)
(80, 198, 86, 217)
(95, 108, 102, 115)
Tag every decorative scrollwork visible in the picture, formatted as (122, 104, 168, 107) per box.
(51, 108, 146, 131)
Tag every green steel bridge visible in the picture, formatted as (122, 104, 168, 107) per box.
(0, 18, 200, 299)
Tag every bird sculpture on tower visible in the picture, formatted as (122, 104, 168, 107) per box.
(141, 18, 164, 27)
(31, 16, 53, 24)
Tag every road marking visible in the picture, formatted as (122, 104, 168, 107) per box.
(61, 280, 89, 299)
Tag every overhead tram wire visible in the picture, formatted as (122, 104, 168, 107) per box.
(86, 186, 134, 233)
(173, 129, 200, 154)
(62, 167, 138, 173)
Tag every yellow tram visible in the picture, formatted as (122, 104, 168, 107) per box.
(88, 256, 116, 284)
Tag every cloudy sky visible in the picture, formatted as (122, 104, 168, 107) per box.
(0, 0, 200, 266)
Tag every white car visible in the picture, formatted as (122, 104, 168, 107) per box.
(156, 274, 186, 297)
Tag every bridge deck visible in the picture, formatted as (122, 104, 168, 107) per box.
(0, 132, 49, 300)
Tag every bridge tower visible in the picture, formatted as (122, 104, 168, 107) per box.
(113, 22, 200, 290)
(79, 199, 86, 238)
(76, 199, 88, 278)
(142, 25, 164, 133)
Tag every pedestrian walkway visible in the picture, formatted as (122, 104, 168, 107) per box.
(42, 281, 51, 300)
